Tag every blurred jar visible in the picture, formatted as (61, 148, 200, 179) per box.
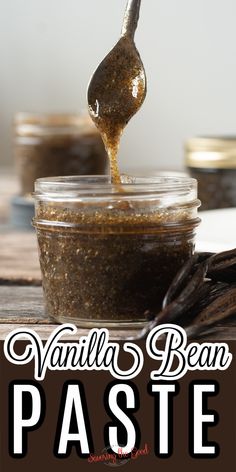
(185, 137, 236, 211)
(14, 112, 107, 195)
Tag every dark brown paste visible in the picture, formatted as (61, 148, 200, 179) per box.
(34, 203, 197, 326)
(88, 36, 146, 184)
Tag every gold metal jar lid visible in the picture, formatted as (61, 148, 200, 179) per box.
(14, 112, 99, 138)
(185, 136, 236, 169)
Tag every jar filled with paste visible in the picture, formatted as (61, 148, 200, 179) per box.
(14, 112, 107, 195)
(185, 137, 236, 210)
(33, 175, 200, 329)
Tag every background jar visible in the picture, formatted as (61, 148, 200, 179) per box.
(185, 137, 236, 211)
(33, 175, 200, 329)
(14, 112, 107, 195)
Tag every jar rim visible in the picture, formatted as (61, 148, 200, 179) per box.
(13, 112, 99, 137)
(185, 136, 236, 169)
(34, 174, 199, 203)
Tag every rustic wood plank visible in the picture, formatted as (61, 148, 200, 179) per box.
(0, 231, 41, 282)
(0, 324, 143, 340)
(0, 285, 236, 341)
(0, 323, 236, 341)
(0, 285, 45, 321)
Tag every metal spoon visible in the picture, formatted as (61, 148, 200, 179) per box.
(121, 0, 142, 38)
(87, 0, 147, 183)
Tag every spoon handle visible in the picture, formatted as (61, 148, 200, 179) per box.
(121, 0, 142, 40)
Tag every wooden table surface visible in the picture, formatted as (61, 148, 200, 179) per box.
(0, 169, 19, 225)
(0, 172, 236, 341)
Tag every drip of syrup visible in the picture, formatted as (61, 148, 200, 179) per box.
(87, 0, 146, 184)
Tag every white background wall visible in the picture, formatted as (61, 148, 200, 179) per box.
(1, 0, 236, 172)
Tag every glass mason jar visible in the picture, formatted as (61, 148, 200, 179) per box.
(185, 136, 236, 211)
(14, 112, 107, 195)
(33, 175, 200, 329)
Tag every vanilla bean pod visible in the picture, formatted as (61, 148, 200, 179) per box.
(208, 248, 236, 272)
(191, 286, 236, 325)
(162, 254, 199, 309)
(186, 287, 236, 338)
(163, 252, 215, 310)
(137, 261, 208, 339)
(204, 249, 236, 284)
(134, 249, 236, 341)
(207, 267, 236, 284)
(182, 281, 230, 320)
